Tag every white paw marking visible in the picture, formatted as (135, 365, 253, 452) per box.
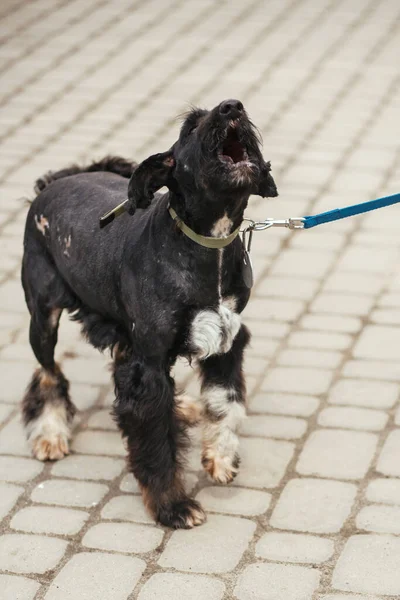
(27, 403, 71, 461)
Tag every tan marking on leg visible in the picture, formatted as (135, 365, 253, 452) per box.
(176, 394, 203, 426)
(201, 386, 246, 484)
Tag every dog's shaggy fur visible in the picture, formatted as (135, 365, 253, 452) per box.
(21, 99, 278, 528)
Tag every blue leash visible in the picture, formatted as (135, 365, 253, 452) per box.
(303, 192, 400, 229)
(244, 192, 400, 233)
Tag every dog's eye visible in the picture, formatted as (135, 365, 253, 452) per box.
(189, 125, 197, 135)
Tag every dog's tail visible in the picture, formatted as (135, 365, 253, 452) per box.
(34, 156, 138, 195)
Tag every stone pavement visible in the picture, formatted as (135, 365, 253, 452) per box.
(0, 0, 400, 598)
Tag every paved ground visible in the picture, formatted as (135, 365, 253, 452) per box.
(1, 0, 400, 598)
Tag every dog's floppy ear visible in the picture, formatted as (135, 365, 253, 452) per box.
(127, 149, 175, 215)
(256, 160, 278, 198)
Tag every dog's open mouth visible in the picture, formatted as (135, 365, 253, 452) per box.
(219, 126, 249, 165)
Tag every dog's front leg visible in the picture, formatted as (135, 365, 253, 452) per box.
(113, 354, 206, 529)
(198, 324, 250, 484)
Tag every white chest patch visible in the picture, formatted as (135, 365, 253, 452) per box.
(189, 302, 241, 360)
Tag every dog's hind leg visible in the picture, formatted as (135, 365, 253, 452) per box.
(21, 248, 76, 461)
(198, 325, 250, 484)
(113, 354, 206, 529)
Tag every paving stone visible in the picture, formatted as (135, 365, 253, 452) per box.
(71, 430, 126, 456)
(119, 473, 140, 493)
(44, 552, 145, 600)
(234, 562, 320, 600)
(310, 293, 373, 316)
(332, 534, 400, 596)
(300, 314, 361, 333)
(0, 574, 40, 600)
(321, 595, 380, 600)
(354, 325, 400, 361)
(277, 348, 342, 369)
(318, 406, 388, 431)
(256, 276, 319, 300)
(262, 367, 333, 395)
(297, 429, 377, 480)
(138, 573, 225, 600)
(356, 504, 400, 534)
(288, 331, 351, 351)
(196, 486, 271, 516)
(328, 378, 398, 408)
(342, 359, 400, 381)
(159, 514, 255, 573)
(31, 479, 108, 508)
(69, 382, 101, 411)
(256, 532, 334, 564)
(0, 402, 14, 424)
(0, 482, 24, 521)
(102, 495, 153, 524)
(366, 478, 400, 505)
(11, 506, 89, 535)
(0, 361, 31, 403)
(0, 417, 30, 456)
(0, 534, 67, 574)
(234, 437, 294, 489)
(249, 393, 319, 417)
(87, 408, 117, 429)
(270, 478, 357, 533)
(51, 454, 125, 480)
(376, 430, 400, 477)
(83, 522, 164, 553)
(63, 357, 112, 385)
(240, 414, 307, 439)
(0, 455, 43, 482)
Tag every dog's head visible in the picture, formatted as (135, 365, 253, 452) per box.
(127, 99, 277, 216)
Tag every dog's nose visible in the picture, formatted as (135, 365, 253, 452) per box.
(219, 99, 244, 119)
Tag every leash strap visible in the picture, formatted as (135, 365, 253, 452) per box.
(302, 192, 400, 229)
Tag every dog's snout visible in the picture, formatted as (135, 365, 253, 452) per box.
(219, 99, 243, 119)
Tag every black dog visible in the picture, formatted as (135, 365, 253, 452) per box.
(21, 99, 278, 528)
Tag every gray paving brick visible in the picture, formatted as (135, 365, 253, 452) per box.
(31, 478, 108, 508)
(328, 378, 398, 409)
(71, 430, 126, 456)
(256, 532, 334, 564)
(376, 430, 400, 477)
(44, 552, 146, 600)
(0, 455, 42, 482)
(271, 478, 357, 534)
(356, 504, 400, 535)
(240, 414, 307, 439)
(51, 454, 125, 480)
(196, 486, 271, 517)
(332, 535, 400, 596)
(249, 393, 319, 417)
(235, 563, 320, 600)
(365, 478, 400, 506)
(0, 534, 67, 574)
(0, 482, 24, 521)
(159, 514, 255, 573)
(102, 495, 153, 524)
(296, 429, 378, 480)
(0, 574, 40, 600)
(234, 437, 294, 489)
(318, 406, 388, 431)
(11, 506, 89, 535)
(138, 573, 225, 600)
(83, 522, 164, 553)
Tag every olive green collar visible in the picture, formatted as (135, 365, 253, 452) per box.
(168, 206, 241, 249)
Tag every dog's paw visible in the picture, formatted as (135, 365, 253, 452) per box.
(158, 498, 206, 529)
(32, 434, 69, 461)
(202, 451, 240, 484)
